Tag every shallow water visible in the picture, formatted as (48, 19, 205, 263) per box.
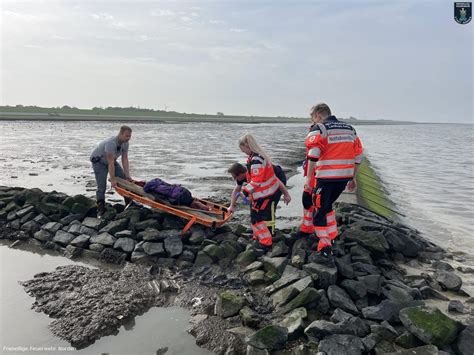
(0, 245, 210, 355)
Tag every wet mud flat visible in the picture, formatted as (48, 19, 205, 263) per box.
(1, 185, 474, 354)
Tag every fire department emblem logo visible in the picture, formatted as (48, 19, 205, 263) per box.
(454, 2, 472, 24)
(309, 136, 316, 142)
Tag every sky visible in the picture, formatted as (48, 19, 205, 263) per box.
(1, 0, 472, 123)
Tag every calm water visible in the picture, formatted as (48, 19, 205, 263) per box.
(0, 120, 473, 352)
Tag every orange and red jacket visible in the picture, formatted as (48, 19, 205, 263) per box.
(305, 116, 363, 180)
(242, 153, 279, 200)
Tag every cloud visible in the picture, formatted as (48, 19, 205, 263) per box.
(229, 28, 248, 33)
(90, 12, 114, 21)
(151, 9, 175, 17)
(23, 44, 42, 48)
(180, 16, 192, 22)
(3, 10, 53, 22)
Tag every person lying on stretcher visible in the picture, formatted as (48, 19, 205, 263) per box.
(143, 178, 210, 210)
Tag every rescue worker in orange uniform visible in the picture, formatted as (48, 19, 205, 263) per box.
(305, 103, 363, 264)
(238, 133, 291, 250)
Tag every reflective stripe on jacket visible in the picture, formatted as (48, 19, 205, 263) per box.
(243, 153, 279, 200)
(305, 116, 364, 180)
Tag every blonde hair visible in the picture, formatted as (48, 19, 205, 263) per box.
(238, 133, 272, 165)
(310, 103, 331, 117)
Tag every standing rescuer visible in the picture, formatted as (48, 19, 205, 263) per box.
(90, 125, 132, 218)
(305, 103, 363, 264)
(237, 133, 291, 250)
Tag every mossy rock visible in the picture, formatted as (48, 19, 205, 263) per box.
(215, 291, 245, 318)
(247, 325, 288, 350)
(236, 249, 257, 267)
(399, 306, 463, 348)
(37, 202, 69, 217)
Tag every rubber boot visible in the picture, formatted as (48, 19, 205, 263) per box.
(312, 246, 335, 267)
(97, 200, 106, 219)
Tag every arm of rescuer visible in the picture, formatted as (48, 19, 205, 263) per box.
(121, 151, 131, 180)
(228, 184, 242, 213)
(106, 152, 118, 188)
(278, 178, 291, 204)
(347, 131, 364, 192)
(304, 126, 325, 191)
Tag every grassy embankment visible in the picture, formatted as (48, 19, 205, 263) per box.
(355, 159, 400, 220)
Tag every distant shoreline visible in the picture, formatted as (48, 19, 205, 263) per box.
(0, 112, 419, 125)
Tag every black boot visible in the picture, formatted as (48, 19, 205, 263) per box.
(97, 200, 106, 219)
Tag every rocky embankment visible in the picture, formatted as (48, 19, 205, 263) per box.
(1, 185, 473, 354)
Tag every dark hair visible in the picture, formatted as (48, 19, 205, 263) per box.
(310, 103, 332, 117)
(227, 163, 247, 175)
(120, 125, 132, 134)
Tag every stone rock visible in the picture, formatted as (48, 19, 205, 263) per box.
(37, 202, 69, 216)
(395, 331, 424, 349)
(399, 306, 463, 348)
(178, 250, 195, 263)
(89, 243, 105, 252)
(53, 230, 76, 246)
(362, 300, 400, 322)
(240, 306, 261, 328)
(20, 211, 36, 224)
(328, 285, 359, 314)
(352, 262, 380, 276)
(342, 229, 388, 255)
(162, 215, 184, 230)
(435, 271, 462, 292)
(134, 219, 161, 231)
(315, 289, 331, 315)
(335, 254, 355, 279)
(330, 308, 353, 323)
(267, 265, 307, 294)
(21, 220, 41, 233)
(382, 283, 414, 303)
(447, 300, 467, 314)
(236, 249, 258, 267)
(78, 225, 97, 237)
(357, 275, 383, 295)
(281, 307, 307, 340)
(115, 230, 134, 239)
(291, 248, 306, 269)
(419, 286, 450, 301)
(90, 232, 117, 246)
(454, 325, 474, 355)
(247, 325, 288, 350)
(432, 261, 454, 272)
(340, 279, 367, 300)
(303, 262, 337, 289)
(16, 205, 35, 218)
(271, 284, 300, 307)
(67, 223, 83, 236)
(305, 317, 370, 340)
(203, 244, 226, 261)
(142, 242, 166, 257)
(130, 250, 151, 263)
(385, 345, 440, 355)
(189, 229, 206, 245)
(164, 236, 183, 257)
(268, 241, 289, 257)
(137, 228, 163, 241)
(113, 237, 135, 253)
(99, 218, 129, 235)
(304, 320, 340, 340)
(247, 270, 267, 286)
(245, 261, 263, 273)
(34, 229, 53, 242)
(318, 334, 365, 355)
(194, 251, 214, 266)
(215, 291, 245, 318)
(350, 245, 373, 265)
(70, 234, 90, 248)
(33, 214, 49, 225)
(280, 287, 320, 314)
(262, 256, 288, 275)
(59, 214, 84, 225)
(81, 217, 105, 230)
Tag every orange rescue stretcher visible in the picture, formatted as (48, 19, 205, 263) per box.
(114, 177, 232, 234)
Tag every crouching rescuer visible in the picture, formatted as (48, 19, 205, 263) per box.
(90, 125, 133, 218)
(237, 133, 291, 250)
(305, 103, 363, 262)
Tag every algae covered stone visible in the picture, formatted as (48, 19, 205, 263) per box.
(399, 306, 463, 348)
(215, 291, 245, 318)
(247, 325, 288, 350)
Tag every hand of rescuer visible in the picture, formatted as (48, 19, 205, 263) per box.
(283, 191, 291, 205)
(346, 179, 357, 192)
(111, 177, 117, 189)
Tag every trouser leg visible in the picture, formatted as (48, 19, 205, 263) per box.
(301, 190, 314, 233)
(326, 181, 348, 240)
(250, 198, 273, 247)
(312, 181, 333, 252)
(92, 162, 108, 202)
